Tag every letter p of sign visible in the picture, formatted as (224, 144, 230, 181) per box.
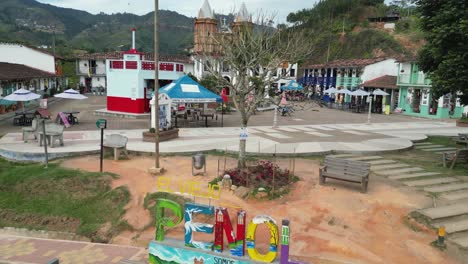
(155, 199, 183, 241)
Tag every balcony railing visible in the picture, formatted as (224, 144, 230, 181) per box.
(397, 73, 431, 86)
(109, 60, 185, 72)
(336, 77, 361, 88)
(77, 67, 106, 76)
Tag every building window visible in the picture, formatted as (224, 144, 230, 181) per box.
(289, 68, 296, 77)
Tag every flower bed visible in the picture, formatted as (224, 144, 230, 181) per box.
(214, 160, 298, 199)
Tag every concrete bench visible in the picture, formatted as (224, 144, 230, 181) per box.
(38, 123, 64, 148)
(22, 118, 38, 142)
(103, 134, 129, 160)
(443, 148, 468, 169)
(319, 156, 371, 193)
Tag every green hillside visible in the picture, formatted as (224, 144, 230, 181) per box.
(0, 0, 194, 56)
(287, 0, 424, 64)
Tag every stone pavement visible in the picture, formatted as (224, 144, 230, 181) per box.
(0, 235, 147, 264)
(1, 121, 468, 162)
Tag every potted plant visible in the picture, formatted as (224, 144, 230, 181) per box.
(143, 127, 179, 142)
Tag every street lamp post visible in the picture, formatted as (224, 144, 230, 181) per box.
(367, 95, 373, 124)
(154, 0, 160, 169)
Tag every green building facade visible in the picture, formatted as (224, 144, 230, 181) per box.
(396, 62, 465, 119)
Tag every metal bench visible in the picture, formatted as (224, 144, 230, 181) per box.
(454, 133, 468, 145)
(103, 134, 129, 160)
(442, 148, 468, 169)
(319, 156, 371, 193)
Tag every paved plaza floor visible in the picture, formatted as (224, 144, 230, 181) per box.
(1, 96, 467, 161)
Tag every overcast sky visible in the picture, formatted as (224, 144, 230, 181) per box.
(37, 0, 322, 24)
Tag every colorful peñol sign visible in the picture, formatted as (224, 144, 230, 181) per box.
(150, 196, 307, 264)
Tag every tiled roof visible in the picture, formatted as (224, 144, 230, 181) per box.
(360, 75, 397, 89)
(77, 52, 192, 63)
(0, 62, 56, 81)
(302, 58, 388, 69)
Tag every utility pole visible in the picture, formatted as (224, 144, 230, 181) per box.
(154, 0, 160, 169)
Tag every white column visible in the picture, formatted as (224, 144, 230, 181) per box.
(150, 98, 156, 128)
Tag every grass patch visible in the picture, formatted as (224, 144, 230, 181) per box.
(427, 136, 457, 147)
(0, 158, 130, 242)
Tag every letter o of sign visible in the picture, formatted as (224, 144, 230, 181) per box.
(246, 215, 279, 263)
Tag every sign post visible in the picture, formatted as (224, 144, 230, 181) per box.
(96, 119, 107, 172)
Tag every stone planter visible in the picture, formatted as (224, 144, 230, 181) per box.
(143, 128, 179, 142)
(456, 119, 468, 127)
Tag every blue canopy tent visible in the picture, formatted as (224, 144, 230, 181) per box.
(281, 80, 304, 91)
(160, 75, 222, 103)
(157, 75, 223, 127)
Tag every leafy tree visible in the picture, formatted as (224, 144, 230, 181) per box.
(416, 0, 468, 105)
(199, 16, 313, 168)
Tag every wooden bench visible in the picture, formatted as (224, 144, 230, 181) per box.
(442, 148, 468, 169)
(454, 133, 468, 145)
(319, 156, 371, 193)
(103, 134, 129, 160)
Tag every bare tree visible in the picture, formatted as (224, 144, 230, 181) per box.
(197, 14, 313, 168)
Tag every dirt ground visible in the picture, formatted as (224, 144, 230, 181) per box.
(61, 155, 459, 264)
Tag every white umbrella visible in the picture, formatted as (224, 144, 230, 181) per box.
(54, 89, 88, 100)
(337, 88, 352, 95)
(3, 88, 41, 112)
(3, 88, 41, 102)
(323, 87, 338, 94)
(350, 89, 370, 96)
(372, 88, 389, 96)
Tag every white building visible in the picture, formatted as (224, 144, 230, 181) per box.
(104, 29, 193, 114)
(0, 43, 57, 74)
(0, 43, 64, 112)
(76, 50, 193, 94)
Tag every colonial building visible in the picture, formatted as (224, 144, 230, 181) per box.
(0, 43, 65, 112)
(396, 60, 466, 118)
(104, 29, 193, 114)
(76, 50, 193, 94)
(192, 0, 298, 89)
(299, 57, 398, 92)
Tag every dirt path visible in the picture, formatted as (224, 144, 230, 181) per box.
(61, 155, 459, 264)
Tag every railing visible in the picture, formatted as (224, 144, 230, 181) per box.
(299, 76, 336, 87)
(109, 60, 185, 72)
(336, 77, 361, 88)
(77, 66, 106, 75)
(397, 73, 431, 86)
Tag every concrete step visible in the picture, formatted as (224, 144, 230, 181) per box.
(367, 159, 397, 165)
(452, 236, 468, 249)
(435, 219, 468, 234)
(329, 154, 358, 158)
(346, 156, 382, 161)
(372, 163, 410, 170)
(424, 183, 468, 193)
(413, 142, 433, 146)
(441, 191, 468, 201)
(419, 203, 468, 220)
(375, 167, 424, 176)
(436, 151, 456, 154)
(404, 177, 459, 187)
(421, 147, 457, 152)
(415, 144, 444, 149)
(388, 172, 441, 180)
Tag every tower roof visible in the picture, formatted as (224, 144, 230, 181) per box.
(235, 2, 251, 22)
(198, 0, 215, 19)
